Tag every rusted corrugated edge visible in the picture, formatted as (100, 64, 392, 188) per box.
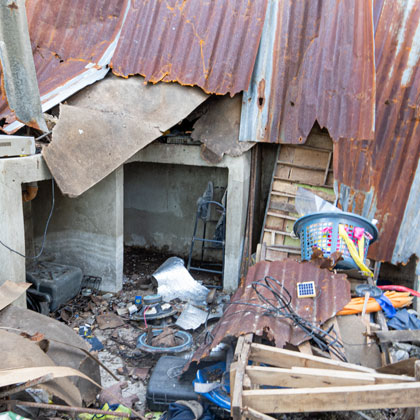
(189, 259, 350, 366)
(239, 0, 376, 144)
(0, 0, 47, 132)
(110, 0, 268, 96)
(334, 0, 420, 262)
(0, 0, 130, 134)
(392, 159, 420, 268)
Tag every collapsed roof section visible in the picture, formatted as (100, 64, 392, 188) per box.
(111, 0, 268, 95)
(189, 259, 350, 366)
(239, 0, 376, 144)
(0, 0, 267, 133)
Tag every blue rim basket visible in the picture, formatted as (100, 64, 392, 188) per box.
(293, 212, 378, 270)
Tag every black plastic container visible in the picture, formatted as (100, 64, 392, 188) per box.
(26, 262, 83, 311)
(146, 356, 198, 410)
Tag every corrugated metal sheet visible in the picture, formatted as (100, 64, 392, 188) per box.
(0, 0, 129, 134)
(0, 0, 47, 132)
(239, 0, 376, 144)
(110, 0, 268, 95)
(334, 0, 420, 263)
(393, 161, 420, 269)
(190, 259, 350, 365)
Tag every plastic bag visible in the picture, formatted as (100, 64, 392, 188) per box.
(294, 187, 341, 216)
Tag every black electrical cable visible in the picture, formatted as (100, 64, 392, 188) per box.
(0, 178, 55, 259)
(227, 275, 348, 362)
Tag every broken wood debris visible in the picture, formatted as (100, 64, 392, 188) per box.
(231, 340, 420, 419)
(3, 400, 134, 419)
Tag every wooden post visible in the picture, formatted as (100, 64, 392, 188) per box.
(415, 360, 420, 420)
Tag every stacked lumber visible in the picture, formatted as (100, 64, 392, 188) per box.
(230, 338, 420, 419)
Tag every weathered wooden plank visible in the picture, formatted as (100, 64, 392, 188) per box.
(246, 366, 413, 388)
(249, 343, 375, 373)
(231, 334, 253, 420)
(377, 357, 418, 377)
(242, 382, 420, 413)
(243, 407, 276, 420)
(245, 366, 375, 387)
(375, 330, 420, 344)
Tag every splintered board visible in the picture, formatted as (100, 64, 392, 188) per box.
(260, 130, 335, 262)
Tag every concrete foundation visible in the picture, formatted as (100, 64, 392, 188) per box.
(0, 154, 123, 295)
(32, 167, 124, 292)
(1, 143, 249, 296)
(126, 143, 251, 291)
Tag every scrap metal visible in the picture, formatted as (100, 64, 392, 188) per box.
(0, 0, 130, 134)
(111, 0, 268, 95)
(239, 0, 376, 144)
(334, 0, 420, 263)
(0, 0, 47, 132)
(190, 259, 350, 365)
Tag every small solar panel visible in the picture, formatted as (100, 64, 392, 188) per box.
(297, 281, 316, 298)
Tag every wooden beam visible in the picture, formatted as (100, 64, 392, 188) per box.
(231, 334, 253, 420)
(415, 361, 420, 420)
(249, 343, 375, 373)
(375, 330, 420, 344)
(243, 407, 276, 420)
(377, 358, 418, 377)
(298, 341, 313, 355)
(242, 382, 420, 413)
(245, 366, 413, 388)
(245, 366, 375, 387)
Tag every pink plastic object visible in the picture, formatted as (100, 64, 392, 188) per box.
(353, 227, 365, 240)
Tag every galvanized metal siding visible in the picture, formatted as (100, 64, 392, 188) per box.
(111, 0, 268, 95)
(334, 0, 420, 263)
(239, 0, 376, 144)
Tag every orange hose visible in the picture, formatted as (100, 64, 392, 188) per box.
(337, 291, 413, 316)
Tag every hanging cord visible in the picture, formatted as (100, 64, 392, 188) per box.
(0, 178, 55, 259)
(227, 275, 347, 362)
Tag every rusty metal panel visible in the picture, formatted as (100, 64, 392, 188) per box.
(190, 259, 350, 364)
(0, 0, 47, 132)
(111, 0, 268, 95)
(334, 0, 420, 263)
(240, 0, 376, 144)
(0, 0, 129, 134)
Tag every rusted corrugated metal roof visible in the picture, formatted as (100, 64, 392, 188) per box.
(190, 259, 350, 365)
(0, 0, 129, 133)
(0, 0, 267, 133)
(334, 0, 420, 263)
(239, 0, 376, 144)
(111, 0, 268, 95)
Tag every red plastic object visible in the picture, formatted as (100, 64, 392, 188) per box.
(378, 285, 420, 298)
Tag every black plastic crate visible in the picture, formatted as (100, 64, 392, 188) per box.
(146, 356, 199, 411)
